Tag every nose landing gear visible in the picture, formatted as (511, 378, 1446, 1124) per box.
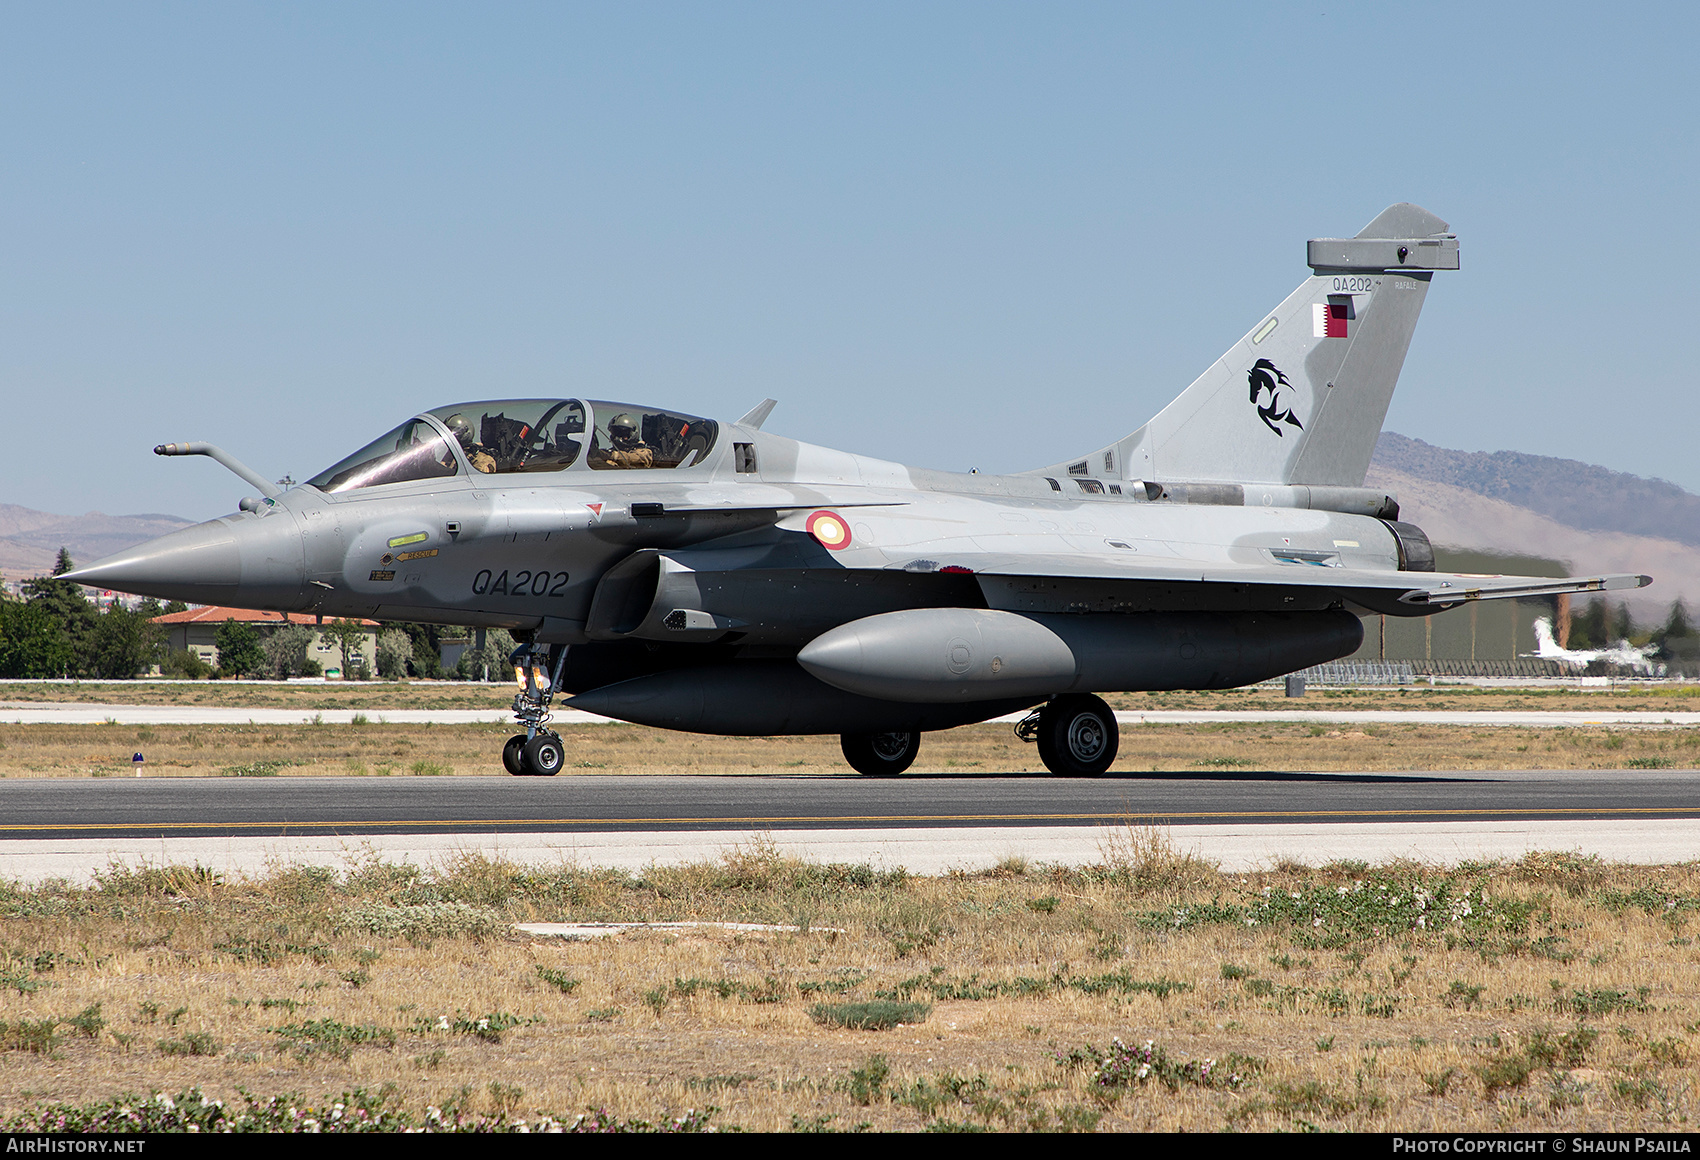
(506, 643, 568, 776)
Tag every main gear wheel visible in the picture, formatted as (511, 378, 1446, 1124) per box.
(1033, 695, 1119, 776)
(840, 731, 920, 776)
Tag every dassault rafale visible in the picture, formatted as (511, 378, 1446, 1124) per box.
(68, 204, 1650, 777)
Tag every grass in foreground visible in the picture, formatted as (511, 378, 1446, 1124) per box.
(3, 841, 1700, 1131)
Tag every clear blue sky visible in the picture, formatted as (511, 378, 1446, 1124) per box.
(4, 2, 1696, 521)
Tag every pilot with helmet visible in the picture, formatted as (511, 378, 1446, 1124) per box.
(590, 413, 654, 469)
(445, 414, 497, 474)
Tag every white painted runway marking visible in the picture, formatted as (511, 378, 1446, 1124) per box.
(4, 819, 1698, 884)
(5, 702, 1699, 728)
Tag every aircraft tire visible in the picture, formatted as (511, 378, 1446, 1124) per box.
(840, 731, 920, 777)
(1035, 695, 1118, 776)
(521, 733, 565, 777)
(502, 735, 528, 776)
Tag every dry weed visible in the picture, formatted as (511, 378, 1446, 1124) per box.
(1097, 821, 1220, 894)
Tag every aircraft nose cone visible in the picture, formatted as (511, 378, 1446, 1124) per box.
(64, 520, 241, 600)
(62, 513, 306, 609)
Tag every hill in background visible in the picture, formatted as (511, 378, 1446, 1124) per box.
(1374, 433, 1700, 549)
(0, 504, 192, 584)
(1368, 435, 1698, 628)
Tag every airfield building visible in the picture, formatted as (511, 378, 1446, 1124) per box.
(151, 606, 379, 677)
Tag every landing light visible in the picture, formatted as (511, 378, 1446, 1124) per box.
(513, 665, 551, 692)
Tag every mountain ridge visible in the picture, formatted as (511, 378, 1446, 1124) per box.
(0, 505, 193, 583)
(1373, 432, 1700, 548)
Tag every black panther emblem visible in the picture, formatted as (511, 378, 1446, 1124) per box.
(1247, 358, 1304, 437)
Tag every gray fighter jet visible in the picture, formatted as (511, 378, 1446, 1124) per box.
(68, 204, 1650, 777)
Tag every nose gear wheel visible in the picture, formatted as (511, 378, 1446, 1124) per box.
(522, 733, 565, 776)
(502, 734, 527, 776)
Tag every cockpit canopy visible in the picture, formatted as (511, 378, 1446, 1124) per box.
(305, 417, 457, 494)
(305, 399, 719, 493)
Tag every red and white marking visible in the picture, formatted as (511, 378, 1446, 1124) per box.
(806, 510, 852, 550)
(1312, 301, 1349, 338)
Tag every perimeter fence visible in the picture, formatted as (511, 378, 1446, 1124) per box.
(1263, 658, 1699, 686)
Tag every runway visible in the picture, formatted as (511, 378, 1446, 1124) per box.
(2, 767, 1697, 883)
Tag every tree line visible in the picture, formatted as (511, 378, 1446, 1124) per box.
(0, 549, 515, 680)
(0, 550, 165, 679)
(1566, 596, 1694, 659)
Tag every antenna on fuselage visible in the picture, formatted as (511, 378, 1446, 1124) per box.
(736, 399, 778, 429)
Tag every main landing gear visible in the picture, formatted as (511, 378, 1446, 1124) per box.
(840, 731, 921, 776)
(1015, 694, 1119, 776)
(505, 642, 567, 776)
(838, 695, 1121, 779)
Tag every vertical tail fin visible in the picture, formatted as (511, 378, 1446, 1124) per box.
(1036, 204, 1458, 488)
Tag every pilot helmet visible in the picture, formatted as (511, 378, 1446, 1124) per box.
(608, 413, 638, 439)
(444, 414, 476, 447)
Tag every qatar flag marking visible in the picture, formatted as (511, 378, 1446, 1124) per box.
(1312, 301, 1349, 338)
(806, 510, 852, 550)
